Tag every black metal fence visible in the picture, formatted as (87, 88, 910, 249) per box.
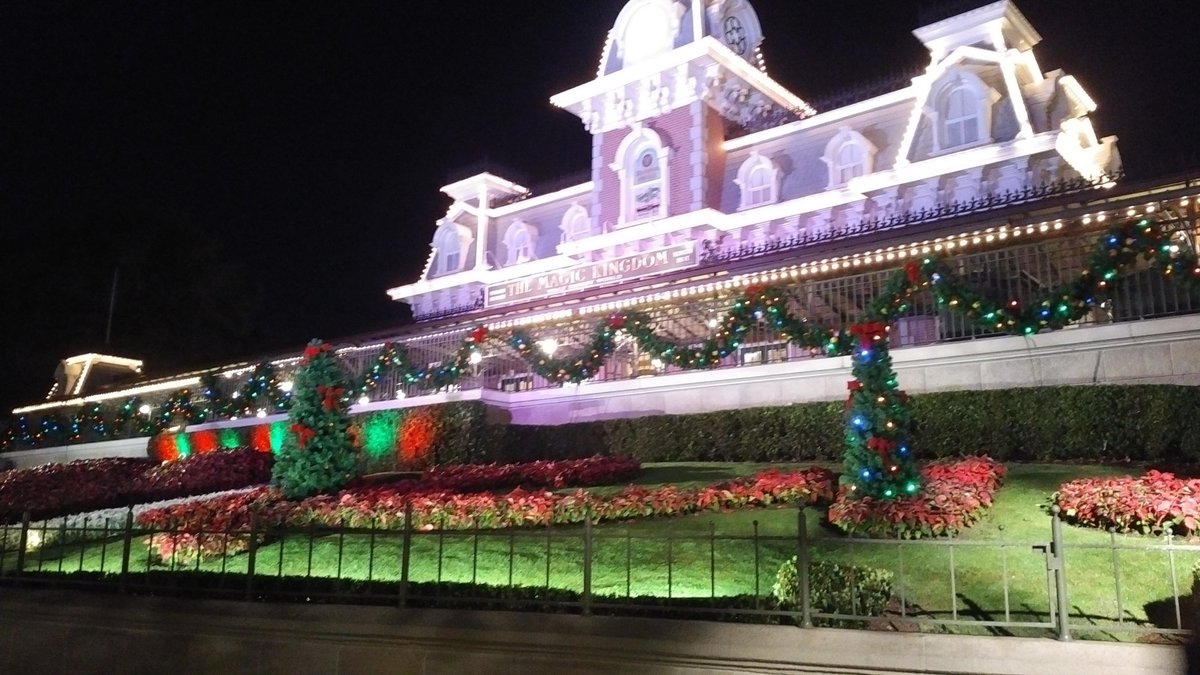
(1, 505, 1195, 641)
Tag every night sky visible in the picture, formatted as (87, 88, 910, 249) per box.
(1, 0, 1196, 413)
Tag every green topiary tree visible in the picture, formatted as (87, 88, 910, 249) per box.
(841, 322, 920, 500)
(272, 340, 359, 499)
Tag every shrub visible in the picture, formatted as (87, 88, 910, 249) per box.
(773, 557, 894, 621)
(827, 456, 1006, 539)
(480, 386, 1200, 464)
(1053, 471, 1200, 534)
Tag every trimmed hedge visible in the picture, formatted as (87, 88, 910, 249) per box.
(482, 386, 1200, 464)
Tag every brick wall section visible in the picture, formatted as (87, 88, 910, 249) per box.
(596, 129, 626, 232)
(594, 106, 699, 231)
(704, 106, 727, 210)
(649, 107, 693, 219)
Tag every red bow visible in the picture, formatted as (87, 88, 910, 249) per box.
(469, 326, 489, 344)
(317, 386, 345, 411)
(744, 284, 767, 298)
(847, 380, 863, 392)
(609, 315, 626, 330)
(905, 261, 921, 285)
(850, 322, 888, 349)
(867, 436, 895, 460)
(303, 342, 332, 362)
(291, 423, 315, 449)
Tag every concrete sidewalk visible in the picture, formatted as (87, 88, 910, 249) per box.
(0, 589, 1187, 674)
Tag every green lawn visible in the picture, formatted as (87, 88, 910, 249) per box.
(5, 462, 1196, 640)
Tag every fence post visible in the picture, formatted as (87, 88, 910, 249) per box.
(797, 506, 813, 628)
(13, 511, 30, 584)
(119, 506, 134, 593)
(582, 508, 593, 616)
(1050, 506, 1072, 641)
(245, 510, 259, 602)
(399, 503, 412, 609)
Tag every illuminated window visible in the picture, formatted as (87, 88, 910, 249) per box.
(503, 220, 538, 266)
(735, 153, 778, 210)
(610, 126, 670, 225)
(928, 71, 994, 154)
(432, 222, 471, 276)
(822, 128, 877, 190)
(560, 204, 592, 243)
(943, 86, 980, 148)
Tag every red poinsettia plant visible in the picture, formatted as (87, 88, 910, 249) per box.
(828, 456, 1006, 539)
(1053, 470, 1200, 535)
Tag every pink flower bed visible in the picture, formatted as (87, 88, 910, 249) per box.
(828, 456, 1006, 539)
(1053, 471, 1200, 534)
(139, 465, 836, 561)
(0, 448, 273, 524)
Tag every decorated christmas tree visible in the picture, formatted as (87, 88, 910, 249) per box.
(841, 322, 920, 500)
(271, 340, 359, 499)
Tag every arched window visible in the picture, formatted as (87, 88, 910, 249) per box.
(432, 222, 471, 276)
(503, 220, 538, 266)
(821, 128, 877, 189)
(943, 86, 980, 149)
(734, 153, 779, 210)
(837, 144, 865, 184)
(925, 70, 996, 154)
(610, 126, 670, 225)
(560, 205, 592, 243)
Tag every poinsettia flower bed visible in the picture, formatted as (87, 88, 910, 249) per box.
(4, 487, 262, 552)
(138, 467, 836, 561)
(1053, 471, 1200, 535)
(0, 448, 273, 524)
(417, 455, 642, 492)
(827, 456, 1006, 539)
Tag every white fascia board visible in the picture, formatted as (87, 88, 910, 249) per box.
(482, 254, 577, 284)
(14, 377, 204, 415)
(698, 38, 816, 116)
(556, 209, 733, 256)
(724, 86, 917, 152)
(489, 182, 594, 218)
(1058, 75, 1098, 114)
(551, 41, 709, 110)
(386, 270, 489, 300)
(551, 38, 813, 117)
(861, 131, 1058, 193)
(440, 173, 528, 202)
(63, 353, 144, 370)
(386, 255, 578, 302)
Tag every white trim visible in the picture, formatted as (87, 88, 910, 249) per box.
(821, 128, 878, 190)
(559, 204, 592, 244)
(733, 152, 779, 210)
(489, 182, 593, 218)
(502, 220, 539, 266)
(552, 38, 814, 123)
(431, 221, 473, 276)
(724, 86, 917, 152)
(13, 377, 203, 415)
(611, 125, 671, 226)
(440, 172, 527, 203)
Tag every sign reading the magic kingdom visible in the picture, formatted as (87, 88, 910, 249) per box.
(486, 244, 698, 307)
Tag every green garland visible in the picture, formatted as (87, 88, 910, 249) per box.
(355, 287, 853, 395)
(867, 218, 1200, 331)
(353, 219, 1198, 394)
(5, 219, 1198, 461)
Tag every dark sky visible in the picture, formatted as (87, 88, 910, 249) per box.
(1, 0, 1196, 413)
